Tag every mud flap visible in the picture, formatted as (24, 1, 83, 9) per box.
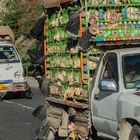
(32, 105, 48, 121)
(33, 105, 45, 121)
(40, 79, 51, 96)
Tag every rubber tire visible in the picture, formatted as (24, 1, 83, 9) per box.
(40, 80, 51, 96)
(129, 125, 140, 140)
(15, 91, 32, 99)
(25, 91, 32, 99)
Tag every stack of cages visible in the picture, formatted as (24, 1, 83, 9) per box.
(45, 0, 140, 103)
(45, 1, 91, 104)
(86, 0, 140, 46)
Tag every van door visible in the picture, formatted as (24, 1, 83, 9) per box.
(91, 52, 120, 137)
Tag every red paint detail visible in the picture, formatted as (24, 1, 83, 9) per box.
(13, 89, 17, 93)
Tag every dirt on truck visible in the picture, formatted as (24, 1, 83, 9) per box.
(30, 0, 140, 139)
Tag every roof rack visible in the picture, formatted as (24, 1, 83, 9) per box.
(42, 0, 74, 8)
(0, 26, 15, 42)
(0, 36, 14, 43)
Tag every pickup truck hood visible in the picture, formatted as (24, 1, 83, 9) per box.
(0, 63, 24, 82)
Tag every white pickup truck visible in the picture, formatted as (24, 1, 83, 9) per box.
(0, 26, 30, 98)
(35, 47, 140, 140)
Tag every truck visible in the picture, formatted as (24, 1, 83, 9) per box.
(32, 0, 140, 139)
(0, 26, 31, 98)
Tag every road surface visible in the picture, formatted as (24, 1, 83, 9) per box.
(0, 78, 105, 140)
(0, 78, 44, 140)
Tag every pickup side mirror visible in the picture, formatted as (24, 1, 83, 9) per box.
(99, 79, 117, 92)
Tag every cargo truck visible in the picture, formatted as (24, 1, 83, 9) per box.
(33, 0, 140, 139)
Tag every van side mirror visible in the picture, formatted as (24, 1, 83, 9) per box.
(99, 79, 117, 92)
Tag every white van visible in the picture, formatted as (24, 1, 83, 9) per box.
(0, 41, 30, 98)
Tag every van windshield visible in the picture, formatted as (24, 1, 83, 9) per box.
(123, 54, 140, 89)
(0, 45, 20, 63)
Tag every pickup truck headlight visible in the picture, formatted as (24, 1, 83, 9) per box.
(14, 71, 21, 78)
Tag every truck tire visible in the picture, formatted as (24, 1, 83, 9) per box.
(16, 91, 32, 99)
(129, 125, 140, 140)
(40, 79, 51, 96)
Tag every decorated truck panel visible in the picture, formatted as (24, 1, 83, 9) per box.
(43, 0, 140, 103)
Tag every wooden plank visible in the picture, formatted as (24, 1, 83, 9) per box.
(47, 97, 88, 109)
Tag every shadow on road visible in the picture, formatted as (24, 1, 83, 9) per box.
(2, 92, 32, 100)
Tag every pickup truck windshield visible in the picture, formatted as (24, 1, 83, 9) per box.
(123, 54, 140, 89)
(0, 45, 19, 63)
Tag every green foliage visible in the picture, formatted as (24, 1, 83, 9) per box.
(22, 53, 44, 76)
(0, 0, 22, 38)
(1, 0, 42, 39)
(17, 0, 42, 36)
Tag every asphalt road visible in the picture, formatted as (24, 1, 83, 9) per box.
(0, 78, 105, 140)
(0, 78, 44, 140)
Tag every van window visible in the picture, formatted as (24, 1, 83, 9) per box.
(0, 45, 20, 63)
(101, 53, 119, 87)
(123, 54, 140, 89)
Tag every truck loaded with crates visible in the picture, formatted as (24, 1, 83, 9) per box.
(32, 0, 140, 139)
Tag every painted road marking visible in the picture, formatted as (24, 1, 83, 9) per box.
(4, 100, 35, 110)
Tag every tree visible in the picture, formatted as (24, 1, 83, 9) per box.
(17, 0, 42, 36)
(1, 0, 42, 38)
(0, 0, 22, 38)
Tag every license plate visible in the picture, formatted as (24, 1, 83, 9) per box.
(0, 84, 9, 90)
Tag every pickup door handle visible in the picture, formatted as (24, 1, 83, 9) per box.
(94, 94, 99, 100)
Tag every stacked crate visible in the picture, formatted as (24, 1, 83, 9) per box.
(45, 0, 140, 102)
(45, 2, 92, 102)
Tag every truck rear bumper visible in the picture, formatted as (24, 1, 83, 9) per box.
(12, 82, 28, 92)
(46, 97, 88, 109)
(0, 81, 29, 94)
